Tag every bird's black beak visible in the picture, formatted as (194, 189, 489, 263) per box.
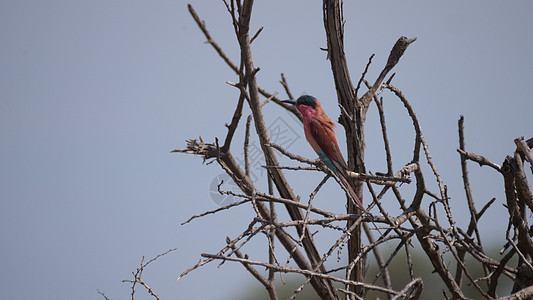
(282, 99, 296, 105)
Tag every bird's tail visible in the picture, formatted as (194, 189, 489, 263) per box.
(337, 171, 364, 210)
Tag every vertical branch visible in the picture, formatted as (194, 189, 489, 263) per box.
(323, 1, 364, 295)
(324, 3, 416, 296)
(266, 173, 278, 300)
(237, 1, 338, 298)
(502, 145, 533, 293)
(363, 222, 393, 300)
(374, 95, 393, 175)
(244, 114, 252, 176)
(515, 137, 533, 175)
(455, 115, 486, 287)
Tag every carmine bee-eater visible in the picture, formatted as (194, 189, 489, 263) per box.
(283, 95, 363, 210)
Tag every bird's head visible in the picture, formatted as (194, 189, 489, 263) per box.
(282, 95, 322, 120)
(283, 95, 317, 109)
(283, 95, 334, 127)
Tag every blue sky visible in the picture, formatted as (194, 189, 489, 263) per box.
(1, 1, 532, 299)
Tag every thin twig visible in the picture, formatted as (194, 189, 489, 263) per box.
(354, 54, 375, 98)
(280, 73, 295, 100)
(97, 289, 111, 300)
(201, 253, 401, 295)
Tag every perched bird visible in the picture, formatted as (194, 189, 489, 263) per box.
(283, 95, 363, 209)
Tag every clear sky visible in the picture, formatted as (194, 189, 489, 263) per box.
(1, 1, 532, 299)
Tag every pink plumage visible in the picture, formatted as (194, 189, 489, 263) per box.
(284, 95, 363, 209)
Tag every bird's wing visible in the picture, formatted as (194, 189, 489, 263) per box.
(308, 118, 363, 209)
(308, 117, 348, 172)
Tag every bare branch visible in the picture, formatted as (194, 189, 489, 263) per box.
(280, 73, 295, 100)
(391, 278, 423, 300)
(354, 54, 375, 98)
(457, 148, 502, 172)
(360, 37, 416, 113)
(123, 249, 177, 300)
(97, 289, 111, 300)
(515, 137, 533, 174)
(187, 4, 238, 73)
(176, 3, 533, 300)
(250, 26, 263, 43)
(200, 253, 401, 296)
(455, 115, 486, 287)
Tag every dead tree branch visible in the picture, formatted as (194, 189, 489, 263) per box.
(171, 2, 533, 300)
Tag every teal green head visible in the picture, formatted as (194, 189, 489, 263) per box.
(282, 95, 317, 109)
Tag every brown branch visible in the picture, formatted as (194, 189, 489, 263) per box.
(323, 0, 356, 114)
(97, 289, 111, 300)
(189, 3, 301, 123)
(185, 4, 339, 297)
(201, 253, 402, 296)
(346, 170, 411, 184)
(386, 84, 446, 201)
(363, 222, 393, 299)
(227, 239, 278, 300)
(503, 156, 533, 256)
(457, 148, 502, 172)
(280, 73, 294, 100)
(477, 197, 496, 220)
(391, 278, 423, 300)
(515, 137, 533, 174)
(497, 285, 533, 300)
(512, 148, 533, 212)
(250, 26, 263, 43)
(360, 36, 416, 113)
(488, 248, 516, 297)
(123, 249, 177, 300)
(176, 143, 330, 298)
(355, 54, 375, 98)
(292, 221, 402, 300)
(181, 197, 250, 225)
(188, 4, 238, 73)
(432, 206, 492, 299)
(403, 162, 466, 298)
(322, 3, 417, 296)
(258, 87, 302, 122)
(179, 3, 533, 300)
(502, 151, 533, 294)
(234, 5, 337, 297)
(455, 115, 486, 287)
(222, 86, 246, 151)
(373, 93, 394, 176)
(244, 114, 252, 176)
(506, 237, 533, 274)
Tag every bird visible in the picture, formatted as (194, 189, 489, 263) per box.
(283, 95, 363, 210)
